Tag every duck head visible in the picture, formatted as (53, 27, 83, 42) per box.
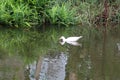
(59, 36, 66, 45)
(59, 36, 66, 42)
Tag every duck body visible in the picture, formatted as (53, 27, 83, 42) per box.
(59, 36, 83, 45)
(65, 36, 82, 42)
(60, 36, 82, 42)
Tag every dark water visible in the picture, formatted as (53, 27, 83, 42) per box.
(0, 25, 120, 80)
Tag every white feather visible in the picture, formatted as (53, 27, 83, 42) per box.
(59, 36, 83, 46)
(66, 36, 83, 42)
(60, 36, 82, 42)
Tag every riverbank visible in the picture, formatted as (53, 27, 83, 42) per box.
(0, 0, 120, 29)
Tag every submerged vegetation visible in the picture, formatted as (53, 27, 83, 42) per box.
(0, 0, 120, 28)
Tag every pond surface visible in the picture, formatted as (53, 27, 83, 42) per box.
(0, 25, 120, 80)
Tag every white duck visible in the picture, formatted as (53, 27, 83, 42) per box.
(59, 36, 83, 46)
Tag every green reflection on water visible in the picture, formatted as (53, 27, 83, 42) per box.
(0, 28, 67, 64)
(0, 25, 120, 80)
(0, 27, 70, 80)
(65, 25, 120, 80)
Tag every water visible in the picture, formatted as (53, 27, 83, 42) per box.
(0, 25, 120, 80)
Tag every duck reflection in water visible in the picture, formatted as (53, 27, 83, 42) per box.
(59, 36, 82, 46)
(117, 43, 120, 51)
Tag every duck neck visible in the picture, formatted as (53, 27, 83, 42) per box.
(62, 37, 66, 42)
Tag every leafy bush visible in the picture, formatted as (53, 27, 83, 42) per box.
(0, 0, 38, 28)
(0, 0, 120, 28)
(47, 2, 77, 26)
(10, 3, 38, 28)
(0, 1, 11, 25)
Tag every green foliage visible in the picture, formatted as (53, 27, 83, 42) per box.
(48, 5, 58, 24)
(77, 2, 91, 25)
(10, 4, 37, 28)
(84, 0, 99, 4)
(48, 2, 77, 26)
(0, 0, 38, 28)
(76, 2, 104, 25)
(0, 0, 120, 28)
(0, 0, 77, 27)
(0, 1, 11, 24)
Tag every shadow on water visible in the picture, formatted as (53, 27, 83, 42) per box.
(0, 25, 120, 80)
